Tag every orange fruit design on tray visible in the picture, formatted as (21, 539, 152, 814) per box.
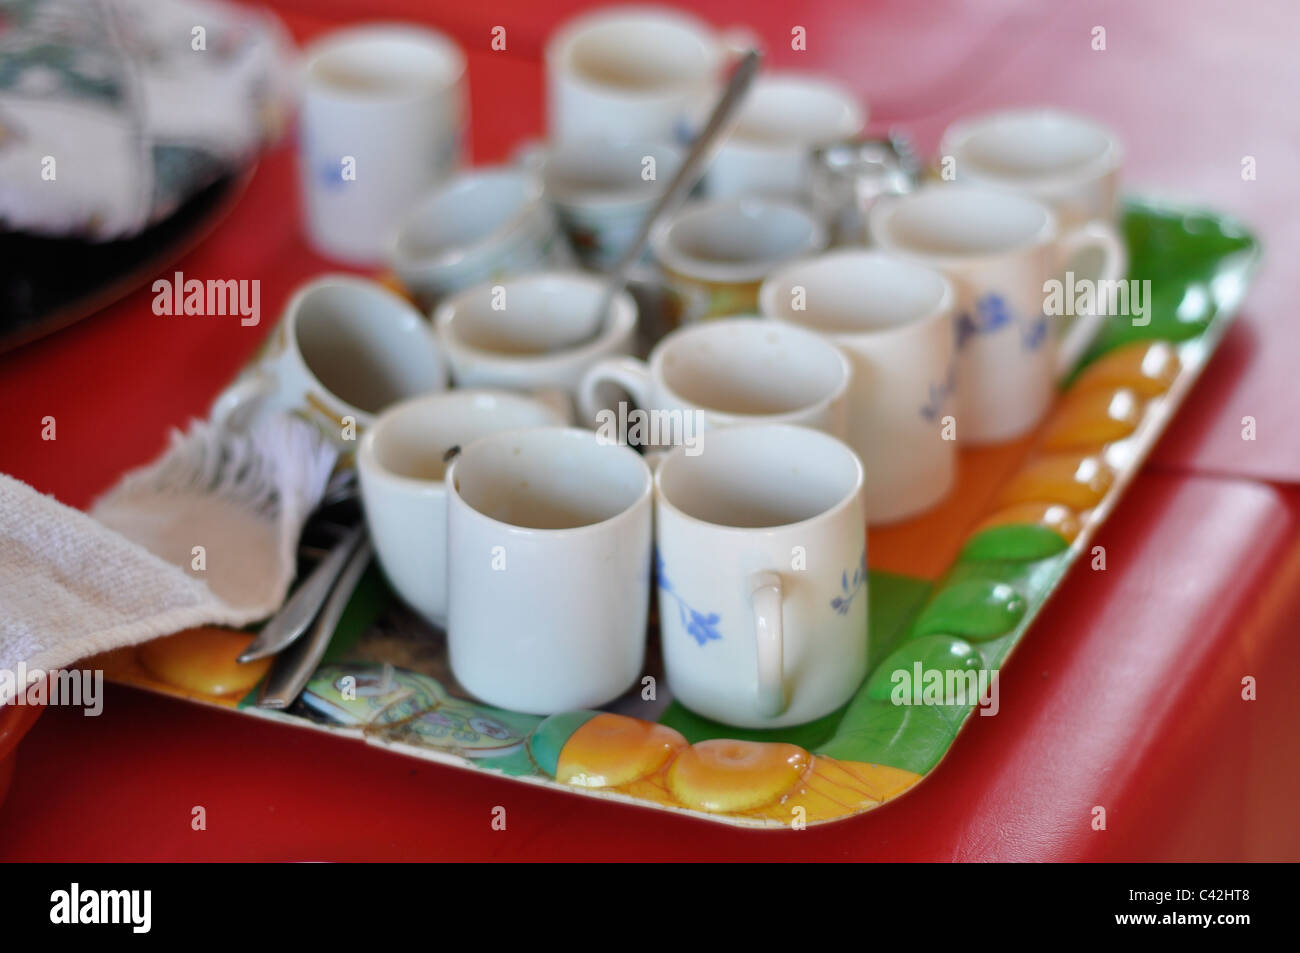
(556, 714, 687, 798)
(1071, 340, 1180, 397)
(1000, 452, 1116, 510)
(137, 627, 269, 699)
(1039, 386, 1144, 451)
(552, 716, 920, 823)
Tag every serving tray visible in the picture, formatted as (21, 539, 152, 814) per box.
(93, 198, 1261, 828)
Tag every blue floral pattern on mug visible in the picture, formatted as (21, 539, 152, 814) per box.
(1021, 313, 1049, 352)
(656, 553, 722, 646)
(956, 293, 1049, 355)
(920, 359, 957, 422)
(831, 550, 867, 616)
(955, 293, 1012, 350)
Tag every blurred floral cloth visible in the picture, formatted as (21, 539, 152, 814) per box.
(0, 0, 293, 240)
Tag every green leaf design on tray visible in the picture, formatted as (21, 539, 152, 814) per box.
(864, 635, 986, 702)
(1077, 199, 1259, 366)
(816, 698, 969, 774)
(960, 523, 1072, 563)
(910, 579, 1028, 642)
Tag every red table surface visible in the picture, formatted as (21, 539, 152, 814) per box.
(1, 0, 1299, 860)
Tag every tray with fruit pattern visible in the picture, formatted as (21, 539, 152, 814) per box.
(92, 198, 1260, 828)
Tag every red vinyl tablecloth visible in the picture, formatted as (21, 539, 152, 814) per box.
(1, 0, 1298, 860)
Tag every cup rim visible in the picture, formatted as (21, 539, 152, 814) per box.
(654, 422, 865, 535)
(694, 71, 866, 154)
(358, 389, 566, 495)
(447, 426, 654, 538)
(547, 5, 721, 99)
(651, 197, 828, 283)
(647, 315, 853, 424)
(868, 184, 1058, 267)
(941, 107, 1123, 191)
(283, 273, 443, 423)
(533, 137, 685, 209)
(301, 22, 467, 105)
(389, 166, 547, 272)
(433, 270, 638, 371)
(758, 249, 955, 341)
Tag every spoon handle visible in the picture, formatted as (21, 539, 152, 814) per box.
(257, 539, 373, 709)
(600, 48, 763, 299)
(238, 522, 365, 662)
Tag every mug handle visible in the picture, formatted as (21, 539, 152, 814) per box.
(210, 369, 276, 433)
(1054, 220, 1128, 380)
(750, 571, 786, 718)
(578, 356, 653, 426)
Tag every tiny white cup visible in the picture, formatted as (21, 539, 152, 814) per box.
(546, 7, 727, 143)
(703, 72, 866, 200)
(357, 390, 567, 627)
(447, 427, 654, 713)
(434, 270, 637, 418)
(298, 24, 467, 264)
(761, 251, 957, 523)
(578, 315, 852, 445)
(389, 166, 568, 310)
(521, 137, 684, 270)
(940, 108, 1123, 228)
(869, 185, 1126, 444)
(655, 424, 868, 728)
(211, 275, 446, 444)
(652, 197, 827, 320)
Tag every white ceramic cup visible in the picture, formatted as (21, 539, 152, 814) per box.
(760, 251, 957, 523)
(651, 197, 828, 320)
(869, 185, 1126, 444)
(298, 24, 467, 264)
(578, 316, 852, 448)
(434, 270, 637, 418)
(389, 166, 569, 310)
(703, 72, 865, 200)
(446, 427, 654, 713)
(357, 390, 566, 627)
(940, 108, 1123, 228)
(546, 7, 728, 143)
(211, 275, 446, 443)
(520, 137, 684, 270)
(655, 424, 868, 728)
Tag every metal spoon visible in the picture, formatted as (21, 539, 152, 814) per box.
(257, 538, 374, 708)
(586, 48, 762, 339)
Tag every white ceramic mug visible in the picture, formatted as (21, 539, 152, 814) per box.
(298, 24, 467, 264)
(357, 390, 567, 627)
(434, 271, 637, 419)
(702, 72, 865, 200)
(389, 166, 569, 310)
(578, 316, 852, 447)
(869, 185, 1126, 444)
(655, 424, 868, 728)
(446, 427, 654, 713)
(940, 108, 1123, 228)
(651, 198, 827, 320)
(211, 275, 446, 443)
(546, 7, 729, 143)
(760, 251, 957, 523)
(519, 137, 684, 270)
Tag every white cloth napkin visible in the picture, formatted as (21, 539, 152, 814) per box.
(0, 415, 337, 705)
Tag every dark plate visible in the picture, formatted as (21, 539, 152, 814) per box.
(0, 169, 251, 355)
